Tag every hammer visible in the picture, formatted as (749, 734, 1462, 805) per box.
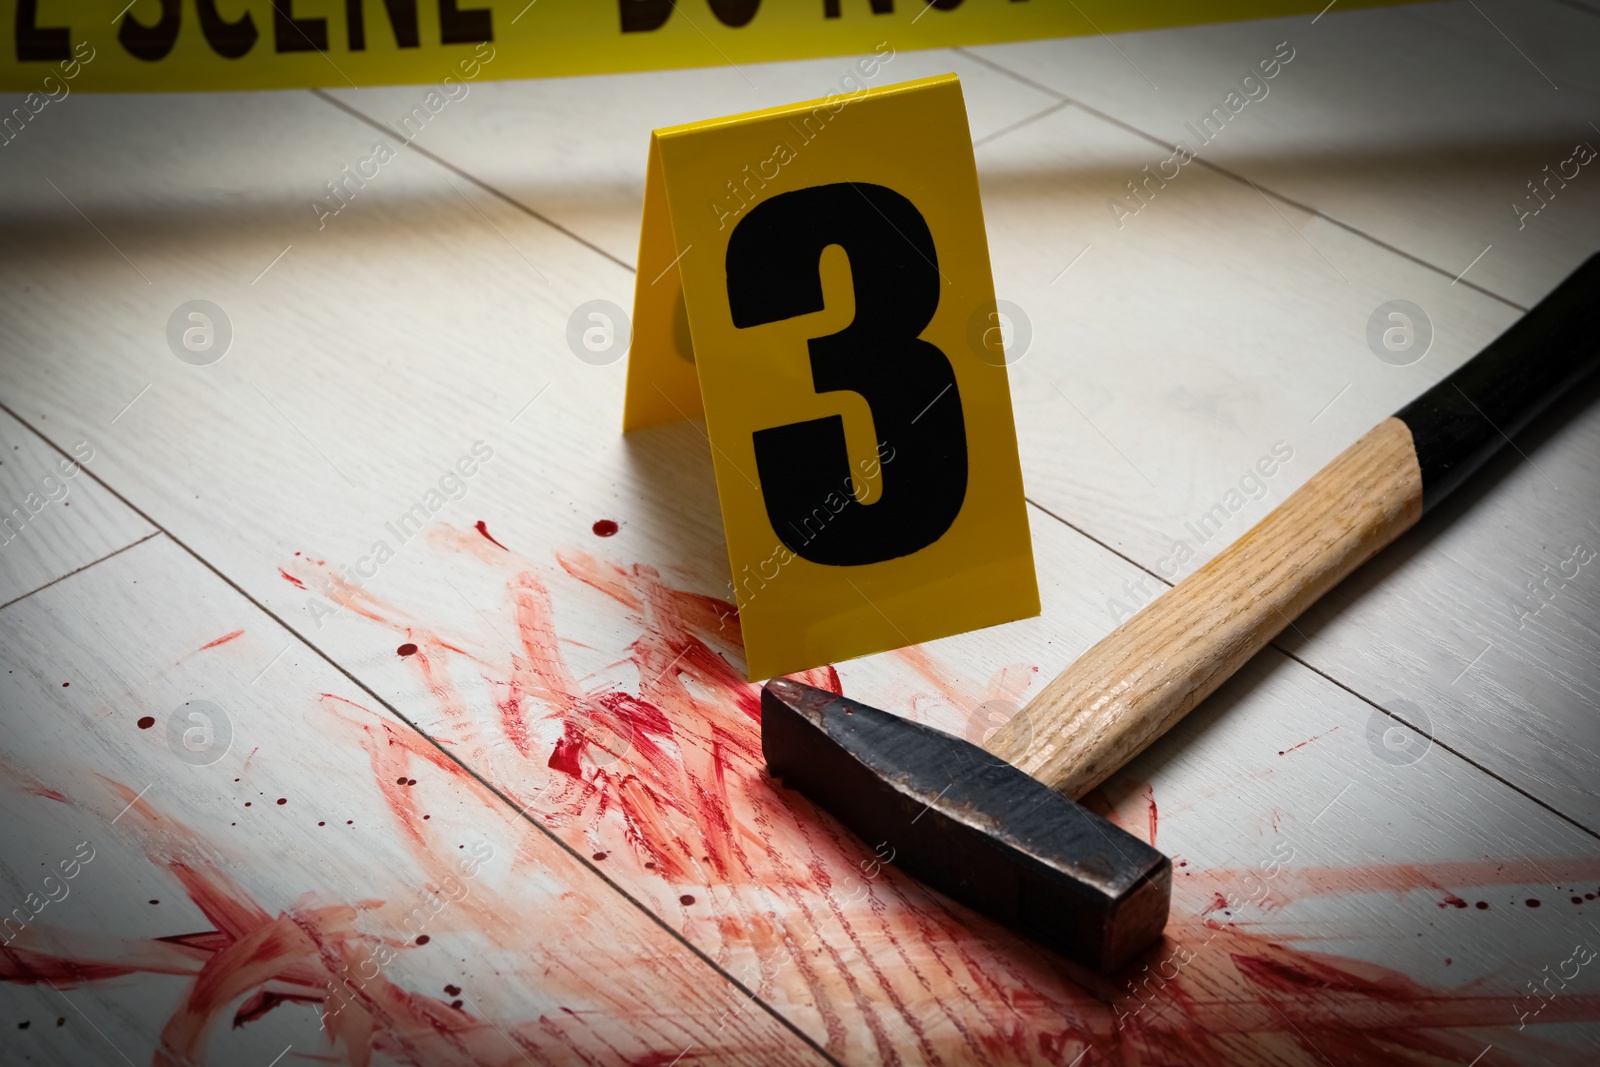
(761, 253, 1600, 972)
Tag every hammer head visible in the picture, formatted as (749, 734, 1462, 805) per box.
(762, 678, 1170, 972)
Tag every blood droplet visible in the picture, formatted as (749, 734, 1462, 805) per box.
(592, 519, 619, 537)
(474, 520, 509, 551)
(137, 716, 155, 730)
(397, 642, 418, 657)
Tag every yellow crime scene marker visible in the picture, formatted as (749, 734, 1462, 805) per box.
(624, 73, 1039, 680)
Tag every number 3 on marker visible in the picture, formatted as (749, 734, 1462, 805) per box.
(725, 182, 969, 567)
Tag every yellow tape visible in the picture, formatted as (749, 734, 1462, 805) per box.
(4, 1, 1412, 93)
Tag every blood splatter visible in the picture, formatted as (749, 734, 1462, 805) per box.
(1143, 785, 1158, 847)
(278, 568, 305, 589)
(1277, 725, 1339, 756)
(592, 519, 618, 537)
(276, 798, 287, 806)
(195, 630, 244, 652)
(397, 642, 418, 657)
(415, 935, 430, 945)
(444, 984, 461, 996)
(137, 716, 155, 730)
(1528, 899, 1542, 907)
(474, 520, 509, 551)
(118, 533, 1600, 1066)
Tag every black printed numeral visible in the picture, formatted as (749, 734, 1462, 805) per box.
(726, 182, 967, 566)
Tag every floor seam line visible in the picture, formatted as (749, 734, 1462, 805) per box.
(955, 46, 1530, 313)
(309, 88, 640, 277)
(1022, 498, 1600, 842)
(0, 530, 162, 615)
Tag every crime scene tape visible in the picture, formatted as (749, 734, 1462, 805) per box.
(4, 1, 1411, 93)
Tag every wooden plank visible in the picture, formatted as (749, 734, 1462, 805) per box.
(0, 534, 824, 1066)
(3, 83, 1600, 1064)
(0, 407, 154, 608)
(966, 0, 1600, 308)
(318, 46, 1061, 267)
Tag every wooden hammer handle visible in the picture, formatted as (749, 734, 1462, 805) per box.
(986, 251, 1600, 798)
(986, 417, 1422, 796)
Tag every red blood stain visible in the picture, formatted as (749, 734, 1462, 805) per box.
(1528, 899, 1542, 907)
(1143, 785, 1158, 847)
(137, 716, 155, 730)
(1439, 892, 1469, 909)
(117, 536, 1600, 1066)
(233, 989, 322, 1027)
(350, 541, 1600, 1063)
(1477, 901, 1490, 910)
(474, 520, 509, 551)
(61, 682, 69, 687)
(592, 519, 619, 537)
(444, 984, 461, 996)
(0, 771, 800, 1065)
(1278, 725, 1339, 756)
(278, 569, 305, 590)
(275, 798, 286, 806)
(397, 642, 418, 657)
(195, 630, 244, 652)
(679, 895, 695, 906)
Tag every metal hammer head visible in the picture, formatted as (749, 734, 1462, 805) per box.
(761, 678, 1170, 972)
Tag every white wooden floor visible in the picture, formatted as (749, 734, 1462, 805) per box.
(3, 3, 1599, 1065)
